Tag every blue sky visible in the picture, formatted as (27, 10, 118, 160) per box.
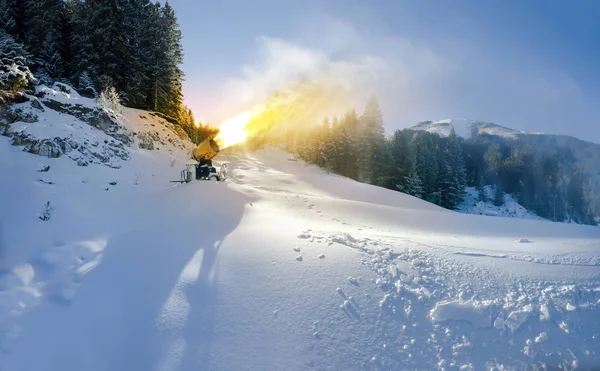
(164, 0, 600, 142)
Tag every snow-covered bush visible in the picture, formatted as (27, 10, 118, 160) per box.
(98, 85, 121, 115)
(0, 30, 35, 91)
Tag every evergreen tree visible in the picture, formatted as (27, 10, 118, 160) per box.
(0, 29, 34, 91)
(357, 95, 386, 185)
(119, 0, 152, 107)
(493, 185, 504, 207)
(23, 0, 66, 82)
(398, 170, 424, 198)
(565, 166, 589, 224)
(476, 176, 487, 202)
(386, 130, 413, 190)
(77, 70, 96, 98)
(0, 0, 26, 43)
(147, 1, 184, 116)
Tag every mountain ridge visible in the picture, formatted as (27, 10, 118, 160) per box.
(410, 118, 600, 146)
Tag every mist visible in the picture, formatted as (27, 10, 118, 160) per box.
(181, 6, 600, 143)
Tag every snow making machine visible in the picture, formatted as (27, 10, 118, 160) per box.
(178, 138, 228, 183)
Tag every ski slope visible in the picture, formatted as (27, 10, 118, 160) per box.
(2, 109, 600, 369)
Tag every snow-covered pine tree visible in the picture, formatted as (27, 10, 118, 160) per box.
(316, 117, 331, 169)
(398, 170, 424, 198)
(0, 29, 35, 91)
(77, 70, 96, 98)
(0, 0, 15, 34)
(23, 0, 65, 83)
(339, 109, 360, 180)
(118, 0, 152, 108)
(438, 128, 466, 209)
(0, 0, 26, 43)
(147, 1, 184, 117)
(414, 132, 439, 204)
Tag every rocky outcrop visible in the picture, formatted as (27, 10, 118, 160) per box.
(41, 99, 132, 145)
(7, 129, 129, 168)
(1, 87, 132, 168)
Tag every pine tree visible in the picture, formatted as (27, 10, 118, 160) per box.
(118, 0, 152, 107)
(493, 184, 504, 207)
(435, 128, 466, 209)
(0, 0, 26, 43)
(476, 176, 487, 202)
(77, 70, 96, 97)
(565, 166, 590, 224)
(23, 0, 66, 82)
(147, 1, 184, 117)
(398, 170, 424, 198)
(339, 109, 360, 179)
(0, 29, 34, 91)
(358, 95, 386, 184)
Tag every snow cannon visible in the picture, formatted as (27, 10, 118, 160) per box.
(192, 138, 220, 162)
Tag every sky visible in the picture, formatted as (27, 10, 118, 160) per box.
(163, 0, 600, 143)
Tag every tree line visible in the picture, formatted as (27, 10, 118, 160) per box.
(0, 0, 198, 124)
(259, 97, 596, 225)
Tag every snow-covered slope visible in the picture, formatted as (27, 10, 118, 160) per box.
(458, 186, 545, 221)
(2, 98, 600, 371)
(411, 118, 537, 139)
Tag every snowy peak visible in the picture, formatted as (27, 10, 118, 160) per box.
(411, 119, 536, 140)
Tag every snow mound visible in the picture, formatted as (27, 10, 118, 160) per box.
(430, 300, 492, 328)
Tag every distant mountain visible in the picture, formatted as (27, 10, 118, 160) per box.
(410, 118, 543, 140)
(410, 118, 600, 216)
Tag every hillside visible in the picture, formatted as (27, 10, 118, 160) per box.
(409, 118, 600, 219)
(1, 94, 600, 370)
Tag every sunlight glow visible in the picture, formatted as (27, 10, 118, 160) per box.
(212, 77, 365, 149)
(214, 106, 265, 149)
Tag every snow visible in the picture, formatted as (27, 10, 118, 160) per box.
(1, 98, 600, 370)
(430, 300, 491, 328)
(458, 186, 545, 221)
(411, 118, 531, 140)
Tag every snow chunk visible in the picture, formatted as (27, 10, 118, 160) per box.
(295, 255, 303, 261)
(534, 332, 548, 343)
(539, 303, 551, 321)
(493, 315, 505, 330)
(505, 304, 535, 332)
(559, 321, 571, 334)
(430, 301, 491, 328)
